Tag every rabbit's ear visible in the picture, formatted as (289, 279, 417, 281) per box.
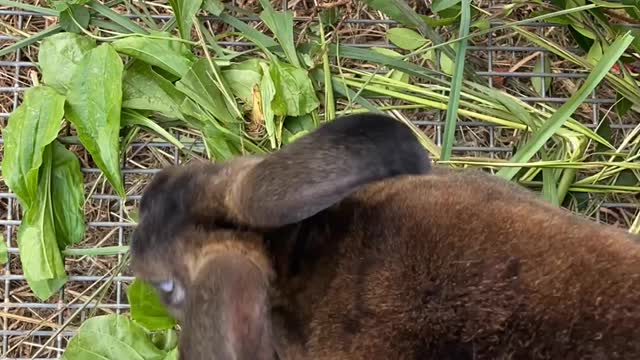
(225, 113, 431, 228)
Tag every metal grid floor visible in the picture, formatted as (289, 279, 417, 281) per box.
(1, 1, 639, 358)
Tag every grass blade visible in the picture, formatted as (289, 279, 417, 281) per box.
(0, 0, 59, 16)
(441, 0, 470, 161)
(496, 31, 635, 181)
(88, 0, 148, 34)
(0, 25, 62, 58)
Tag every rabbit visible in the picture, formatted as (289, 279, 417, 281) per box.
(130, 112, 640, 360)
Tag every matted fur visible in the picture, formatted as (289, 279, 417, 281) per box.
(131, 114, 640, 360)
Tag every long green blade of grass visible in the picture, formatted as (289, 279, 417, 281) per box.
(0, 0, 59, 16)
(88, 0, 148, 34)
(441, 0, 471, 161)
(496, 31, 635, 181)
(0, 25, 62, 58)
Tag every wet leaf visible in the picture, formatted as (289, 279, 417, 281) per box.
(122, 61, 186, 120)
(65, 44, 125, 197)
(112, 34, 195, 78)
(38, 32, 96, 94)
(127, 279, 177, 331)
(61, 314, 170, 360)
(1, 86, 66, 208)
(50, 141, 85, 248)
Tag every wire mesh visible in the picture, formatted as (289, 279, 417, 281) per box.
(1, 1, 639, 359)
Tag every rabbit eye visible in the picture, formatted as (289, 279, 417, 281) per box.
(152, 279, 185, 305)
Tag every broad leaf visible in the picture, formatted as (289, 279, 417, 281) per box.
(38, 32, 96, 94)
(17, 145, 67, 301)
(65, 44, 125, 197)
(50, 141, 85, 248)
(122, 61, 186, 120)
(1, 86, 66, 208)
(127, 279, 176, 331)
(112, 34, 195, 78)
(176, 58, 237, 124)
(432, 0, 462, 13)
(61, 314, 170, 360)
(169, 0, 203, 40)
(121, 110, 185, 149)
(258, 0, 301, 68)
(55, 3, 90, 33)
(386, 28, 428, 50)
(269, 61, 320, 117)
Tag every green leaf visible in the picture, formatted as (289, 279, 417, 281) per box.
(169, 0, 203, 40)
(386, 28, 428, 50)
(121, 110, 185, 149)
(221, 59, 264, 104)
(163, 348, 178, 360)
(202, 0, 224, 15)
(122, 61, 186, 120)
(532, 54, 551, 97)
(61, 314, 170, 360)
(586, 40, 603, 65)
(0, 234, 7, 265)
(1, 86, 66, 208)
(17, 144, 67, 301)
(496, 32, 635, 181)
(432, 0, 461, 13)
(258, 0, 301, 68)
(65, 44, 125, 198)
(362, 0, 429, 35)
(57, 3, 90, 33)
(127, 279, 177, 331)
(176, 58, 237, 124)
(112, 34, 195, 78)
(202, 125, 240, 160)
(38, 32, 96, 94)
(269, 61, 320, 117)
(50, 141, 85, 248)
(441, 0, 471, 161)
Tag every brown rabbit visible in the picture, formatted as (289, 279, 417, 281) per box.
(130, 113, 640, 360)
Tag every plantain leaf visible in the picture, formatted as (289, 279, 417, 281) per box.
(1, 86, 66, 208)
(17, 144, 67, 301)
(38, 32, 96, 94)
(61, 314, 171, 360)
(127, 279, 176, 331)
(176, 58, 237, 124)
(112, 34, 195, 78)
(269, 61, 320, 117)
(50, 141, 85, 248)
(168, 0, 203, 40)
(65, 44, 125, 197)
(122, 61, 186, 120)
(222, 59, 264, 104)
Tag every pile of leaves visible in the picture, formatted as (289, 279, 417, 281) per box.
(1, 0, 640, 358)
